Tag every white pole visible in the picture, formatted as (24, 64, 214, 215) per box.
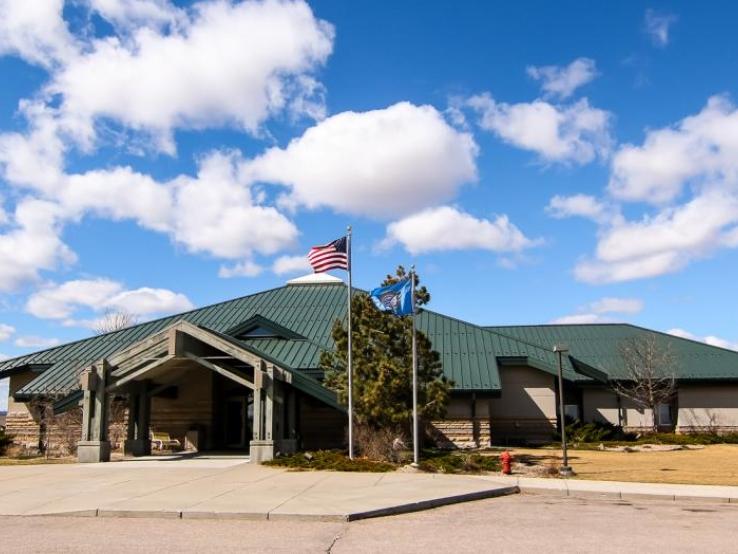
(411, 265, 419, 466)
(347, 226, 354, 460)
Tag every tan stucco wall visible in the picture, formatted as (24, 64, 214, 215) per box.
(581, 388, 658, 430)
(677, 385, 738, 432)
(582, 388, 619, 425)
(488, 366, 557, 443)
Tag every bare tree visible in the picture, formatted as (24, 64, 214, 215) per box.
(94, 310, 138, 335)
(30, 397, 82, 458)
(611, 334, 677, 433)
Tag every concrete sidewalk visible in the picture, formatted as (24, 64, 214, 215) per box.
(492, 475, 738, 503)
(0, 459, 517, 521)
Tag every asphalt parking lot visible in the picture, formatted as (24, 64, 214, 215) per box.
(1, 493, 736, 553)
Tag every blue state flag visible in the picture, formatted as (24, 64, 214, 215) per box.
(370, 278, 414, 316)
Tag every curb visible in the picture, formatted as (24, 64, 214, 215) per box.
(17, 485, 521, 522)
(507, 478, 738, 504)
(344, 485, 520, 521)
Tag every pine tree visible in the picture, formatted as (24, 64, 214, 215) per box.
(321, 266, 451, 431)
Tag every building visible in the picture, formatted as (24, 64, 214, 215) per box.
(1, 274, 737, 462)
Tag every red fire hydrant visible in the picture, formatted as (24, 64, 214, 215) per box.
(500, 450, 513, 475)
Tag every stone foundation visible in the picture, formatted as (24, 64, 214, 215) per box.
(429, 418, 491, 449)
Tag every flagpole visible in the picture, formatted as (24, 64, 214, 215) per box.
(411, 265, 419, 466)
(347, 225, 354, 460)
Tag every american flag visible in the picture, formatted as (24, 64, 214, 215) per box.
(308, 236, 349, 273)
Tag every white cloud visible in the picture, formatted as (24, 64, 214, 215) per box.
(0, 0, 78, 68)
(550, 313, 609, 325)
(575, 190, 738, 284)
(568, 96, 738, 283)
(106, 287, 194, 315)
(85, 0, 184, 31)
(666, 328, 738, 352)
(527, 58, 598, 99)
(169, 151, 298, 259)
(15, 336, 60, 349)
(0, 323, 14, 342)
(244, 102, 478, 218)
(26, 278, 193, 324)
(0, 149, 299, 287)
(0, 100, 92, 194)
(382, 206, 536, 255)
(588, 297, 643, 315)
(467, 93, 611, 164)
(218, 260, 264, 278)
(609, 96, 738, 204)
(26, 279, 121, 319)
(0, 199, 76, 291)
(546, 194, 617, 224)
(551, 296, 643, 324)
(272, 255, 311, 275)
(645, 9, 677, 47)
(49, 0, 335, 153)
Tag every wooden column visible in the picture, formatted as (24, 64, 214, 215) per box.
(78, 359, 111, 462)
(287, 388, 297, 439)
(249, 360, 275, 462)
(265, 365, 275, 441)
(123, 380, 151, 456)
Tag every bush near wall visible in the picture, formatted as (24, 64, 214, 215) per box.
(0, 431, 13, 455)
(555, 420, 738, 446)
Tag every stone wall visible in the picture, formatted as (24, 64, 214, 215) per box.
(429, 418, 491, 449)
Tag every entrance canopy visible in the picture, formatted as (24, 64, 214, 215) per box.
(76, 320, 342, 463)
(105, 320, 341, 409)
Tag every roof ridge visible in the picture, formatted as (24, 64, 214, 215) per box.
(485, 323, 631, 329)
(620, 323, 738, 356)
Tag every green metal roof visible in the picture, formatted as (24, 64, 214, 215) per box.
(487, 324, 738, 381)
(4, 281, 567, 397)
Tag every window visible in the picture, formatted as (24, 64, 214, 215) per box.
(564, 404, 580, 421)
(657, 404, 672, 426)
(238, 325, 279, 339)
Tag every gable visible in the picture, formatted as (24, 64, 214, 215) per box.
(225, 315, 305, 341)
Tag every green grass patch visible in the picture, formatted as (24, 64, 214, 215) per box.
(418, 451, 501, 474)
(263, 450, 397, 472)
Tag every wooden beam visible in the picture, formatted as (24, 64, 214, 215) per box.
(111, 342, 168, 376)
(110, 354, 175, 389)
(108, 328, 170, 366)
(168, 328, 185, 357)
(172, 321, 268, 370)
(183, 352, 255, 390)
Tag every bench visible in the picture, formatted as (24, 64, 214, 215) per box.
(150, 431, 181, 451)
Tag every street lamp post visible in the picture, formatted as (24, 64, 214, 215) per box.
(553, 344, 574, 477)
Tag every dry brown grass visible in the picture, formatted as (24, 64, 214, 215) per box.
(508, 444, 738, 486)
(0, 456, 76, 466)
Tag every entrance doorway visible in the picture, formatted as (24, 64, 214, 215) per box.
(224, 394, 253, 449)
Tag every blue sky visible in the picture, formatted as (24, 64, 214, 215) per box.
(1, 0, 738, 404)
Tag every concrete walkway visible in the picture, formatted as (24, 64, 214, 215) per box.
(0, 458, 517, 521)
(493, 475, 738, 503)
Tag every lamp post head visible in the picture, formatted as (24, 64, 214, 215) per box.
(553, 343, 569, 353)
